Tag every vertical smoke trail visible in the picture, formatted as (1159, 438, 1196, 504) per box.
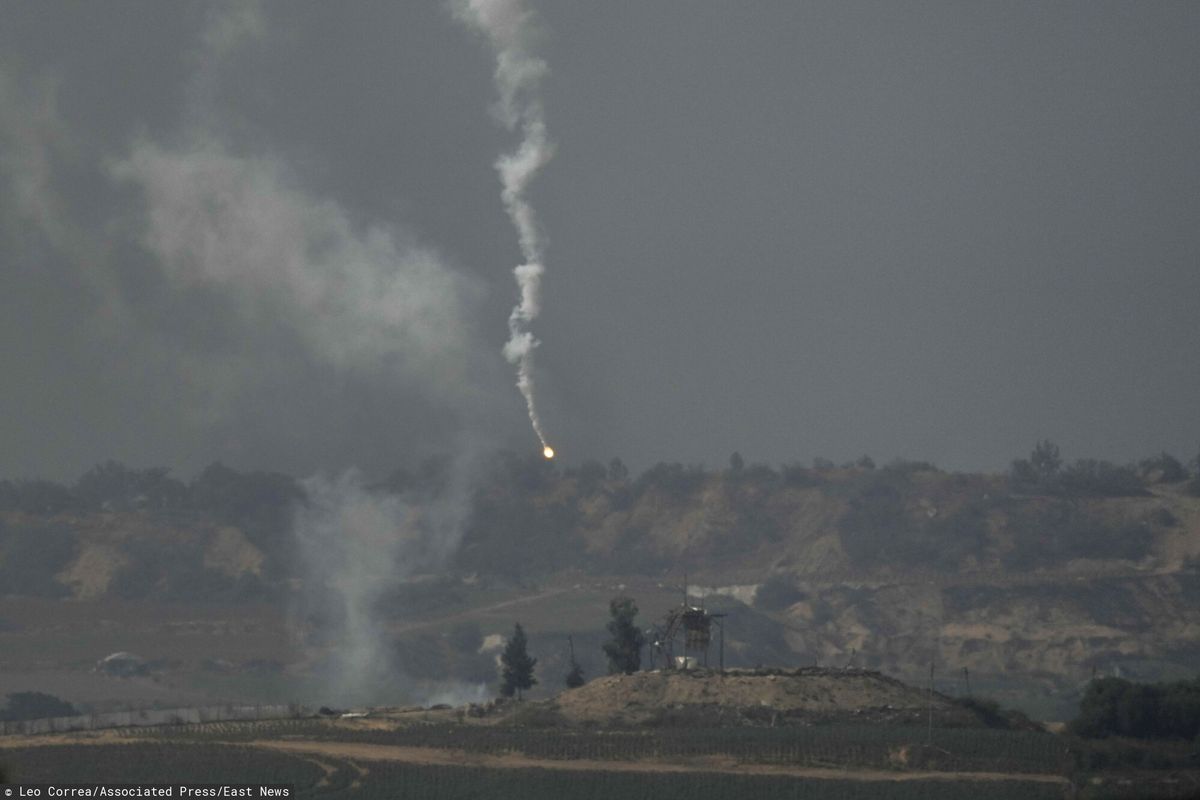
(451, 0, 555, 452)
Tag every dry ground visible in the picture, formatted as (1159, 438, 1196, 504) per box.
(0, 732, 1069, 787)
(544, 667, 975, 726)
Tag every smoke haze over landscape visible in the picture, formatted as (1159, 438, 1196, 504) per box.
(0, 1, 1198, 480)
(5, 10, 1200, 793)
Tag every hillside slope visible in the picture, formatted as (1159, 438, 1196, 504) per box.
(1, 456, 1198, 718)
(541, 667, 980, 727)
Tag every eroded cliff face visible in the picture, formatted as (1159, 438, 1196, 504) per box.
(3, 462, 1198, 718)
(1, 510, 269, 602)
(768, 572, 1200, 713)
(560, 469, 1200, 718)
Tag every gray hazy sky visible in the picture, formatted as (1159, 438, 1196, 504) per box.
(1, 0, 1197, 481)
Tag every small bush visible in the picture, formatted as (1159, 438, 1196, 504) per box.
(953, 697, 1039, 731)
(1002, 502, 1153, 568)
(780, 463, 823, 488)
(501, 703, 568, 728)
(881, 459, 939, 475)
(1138, 452, 1188, 484)
(0, 691, 78, 721)
(1056, 459, 1146, 498)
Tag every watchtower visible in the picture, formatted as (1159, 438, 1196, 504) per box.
(647, 577, 727, 671)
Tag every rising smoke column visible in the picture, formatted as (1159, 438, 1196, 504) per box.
(293, 468, 487, 706)
(451, 0, 556, 455)
(104, 4, 491, 705)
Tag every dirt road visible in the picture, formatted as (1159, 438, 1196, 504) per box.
(0, 732, 1070, 786)
(249, 738, 1070, 786)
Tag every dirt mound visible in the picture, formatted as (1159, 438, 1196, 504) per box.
(539, 668, 977, 727)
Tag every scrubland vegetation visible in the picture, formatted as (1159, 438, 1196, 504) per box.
(2, 443, 1199, 796)
(2, 440, 1197, 599)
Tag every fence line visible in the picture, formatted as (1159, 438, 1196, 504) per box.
(0, 703, 308, 736)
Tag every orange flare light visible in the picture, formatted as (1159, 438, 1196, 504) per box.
(543, 446, 555, 459)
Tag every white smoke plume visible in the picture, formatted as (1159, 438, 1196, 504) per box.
(451, 0, 556, 450)
(108, 3, 479, 413)
(293, 471, 411, 702)
(0, 67, 125, 323)
(1, 3, 497, 706)
(108, 140, 477, 404)
(106, 5, 485, 704)
(292, 468, 480, 706)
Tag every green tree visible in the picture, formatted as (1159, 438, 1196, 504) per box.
(565, 662, 585, 689)
(603, 596, 645, 674)
(1071, 675, 1200, 740)
(607, 458, 629, 482)
(574, 460, 607, 491)
(499, 623, 537, 700)
(74, 462, 187, 511)
(1138, 452, 1186, 484)
(1030, 439, 1062, 480)
(565, 635, 585, 689)
(1011, 440, 1063, 491)
(0, 691, 77, 721)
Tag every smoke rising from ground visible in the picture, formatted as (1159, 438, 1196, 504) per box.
(451, 0, 556, 450)
(293, 469, 483, 706)
(0, 4, 500, 703)
(105, 5, 491, 703)
(293, 472, 409, 703)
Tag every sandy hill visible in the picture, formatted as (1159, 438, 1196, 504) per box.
(528, 667, 990, 728)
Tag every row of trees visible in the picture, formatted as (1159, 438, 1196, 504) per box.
(1072, 676, 1200, 740)
(5, 441, 1198, 519)
(3, 444, 1193, 531)
(0, 461, 302, 521)
(3, 443, 1195, 599)
(498, 597, 648, 699)
(1011, 440, 1200, 498)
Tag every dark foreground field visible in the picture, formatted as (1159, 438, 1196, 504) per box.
(0, 717, 1080, 800)
(6, 715, 1200, 798)
(1, 740, 1065, 800)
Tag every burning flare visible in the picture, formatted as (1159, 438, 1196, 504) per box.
(543, 445, 555, 460)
